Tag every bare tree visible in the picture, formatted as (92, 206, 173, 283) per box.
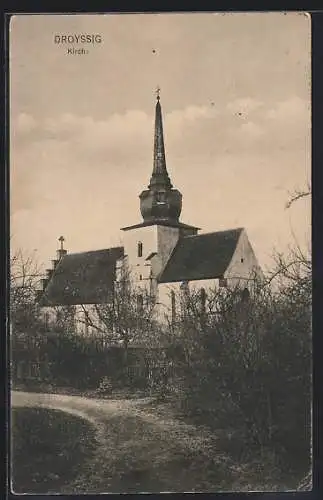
(268, 191, 311, 295)
(79, 265, 158, 359)
(10, 248, 44, 340)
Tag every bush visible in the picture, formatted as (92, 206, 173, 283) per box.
(169, 278, 312, 479)
(95, 376, 113, 396)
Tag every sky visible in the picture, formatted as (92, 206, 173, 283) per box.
(10, 12, 311, 273)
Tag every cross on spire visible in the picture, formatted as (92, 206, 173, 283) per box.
(156, 86, 161, 101)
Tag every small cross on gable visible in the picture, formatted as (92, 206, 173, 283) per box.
(58, 235, 65, 250)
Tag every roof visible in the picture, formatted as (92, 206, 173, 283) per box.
(39, 247, 124, 306)
(121, 220, 200, 231)
(158, 228, 243, 283)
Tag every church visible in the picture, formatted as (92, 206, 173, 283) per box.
(38, 93, 263, 334)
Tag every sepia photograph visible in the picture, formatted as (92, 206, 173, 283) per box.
(9, 12, 311, 494)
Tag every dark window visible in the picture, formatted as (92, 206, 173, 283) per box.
(138, 241, 143, 257)
(171, 290, 176, 323)
(137, 294, 143, 312)
(241, 257, 244, 263)
(139, 274, 143, 281)
(219, 278, 227, 288)
(200, 287, 206, 314)
(241, 288, 250, 302)
(84, 310, 89, 335)
(44, 312, 49, 329)
(180, 281, 189, 294)
(156, 191, 166, 203)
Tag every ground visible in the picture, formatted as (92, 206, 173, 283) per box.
(11, 390, 298, 493)
(11, 406, 97, 494)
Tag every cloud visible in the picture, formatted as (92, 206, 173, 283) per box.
(227, 97, 263, 115)
(15, 112, 37, 134)
(28, 110, 153, 149)
(12, 95, 309, 168)
(168, 105, 212, 124)
(11, 140, 310, 275)
(266, 95, 308, 122)
(11, 96, 310, 241)
(238, 121, 265, 139)
(12, 105, 219, 168)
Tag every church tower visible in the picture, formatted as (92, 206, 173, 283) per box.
(139, 89, 183, 224)
(121, 91, 199, 294)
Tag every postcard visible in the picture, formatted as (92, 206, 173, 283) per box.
(9, 12, 311, 494)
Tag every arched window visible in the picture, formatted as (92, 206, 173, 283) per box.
(180, 281, 190, 317)
(137, 294, 143, 312)
(44, 311, 49, 329)
(219, 278, 227, 288)
(180, 281, 189, 295)
(241, 288, 250, 302)
(84, 310, 89, 335)
(200, 287, 206, 314)
(56, 309, 62, 324)
(137, 241, 143, 258)
(156, 191, 166, 204)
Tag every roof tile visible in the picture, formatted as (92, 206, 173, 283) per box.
(158, 228, 243, 283)
(40, 247, 124, 306)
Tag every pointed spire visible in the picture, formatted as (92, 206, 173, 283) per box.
(149, 88, 172, 189)
(138, 92, 183, 224)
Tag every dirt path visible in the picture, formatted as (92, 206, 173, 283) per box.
(11, 390, 237, 493)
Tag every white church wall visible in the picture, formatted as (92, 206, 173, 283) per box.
(224, 229, 263, 290)
(40, 303, 111, 337)
(74, 304, 91, 335)
(122, 224, 183, 282)
(122, 225, 158, 284)
(122, 224, 185, 296)
(40, 305, 56, 328)
(73, 303, 116, 338)
(156, 278, 219, 323)
(122, 226, 157, 263)
(156, 225, 181, 274)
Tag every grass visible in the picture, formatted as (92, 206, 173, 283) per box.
(11, 407, 97, 494)
(11, 389, 311, 493)
(11, 399, 234, 494)
(139, 396, 312, 491)
(64, 412, 234, 493)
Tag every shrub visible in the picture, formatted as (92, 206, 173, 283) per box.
(168, 277, 312, 479)
(96, 376, 113, 396)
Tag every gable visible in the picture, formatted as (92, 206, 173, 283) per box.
(224, 230, 263, 282)
(158, 228, 243, 283)
(39, 247, 124, 306)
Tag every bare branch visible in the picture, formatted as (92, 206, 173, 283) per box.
(285, 183, 311, 209)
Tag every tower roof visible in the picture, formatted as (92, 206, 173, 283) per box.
(139, 91, 184, 225)
(149, 91, 172, 190)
